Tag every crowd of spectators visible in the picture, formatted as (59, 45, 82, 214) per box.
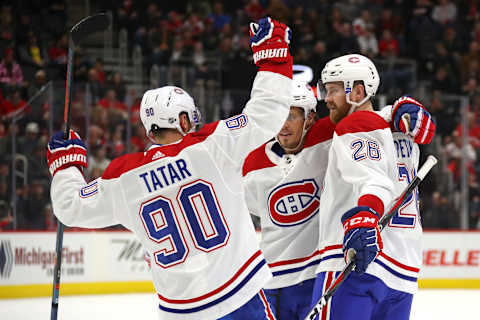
(1, 0, 480, 230)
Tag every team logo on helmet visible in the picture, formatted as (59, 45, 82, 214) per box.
(174, 88, 184, 94)
(348, 56, 360, 63)
(267, 179, 320, 227)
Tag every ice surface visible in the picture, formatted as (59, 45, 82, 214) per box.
(1, 289, 479, 319)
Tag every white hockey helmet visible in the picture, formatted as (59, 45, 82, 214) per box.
(318, 54, 379, 108)
(291, 80, 317, 116)
(140, 86, 201, 137)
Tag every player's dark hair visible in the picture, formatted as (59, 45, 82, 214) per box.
(150, 112, 189, 138)
(353, 80, 367, 98)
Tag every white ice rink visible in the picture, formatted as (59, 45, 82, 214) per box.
(1, 289, 479, 319)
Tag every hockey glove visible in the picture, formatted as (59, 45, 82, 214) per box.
(250, 17, 292, 79)
(341, 206, 383, 274)
(392, 96, 436, 145)
(47, 129, 87, 177)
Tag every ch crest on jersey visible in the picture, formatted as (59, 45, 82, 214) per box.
(267, 179, 320, 227)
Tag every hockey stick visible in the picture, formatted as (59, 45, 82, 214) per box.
(51, 13, 110, 320)
(305, 155, 438, 320)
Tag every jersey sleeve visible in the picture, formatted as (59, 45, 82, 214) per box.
(50, 167, 123, 228)
(209, 71, 291, 168)
(333, 111, 397, 214)
(243, 174, 260, 217)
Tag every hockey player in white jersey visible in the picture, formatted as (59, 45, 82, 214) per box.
(243, 80, 335, 320)
(47, 17, 292, 320)
(310, 54, 435, 320)
(243, 81, 435, 319)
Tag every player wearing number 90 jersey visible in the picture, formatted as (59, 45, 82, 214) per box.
(48, 17, 294, 320)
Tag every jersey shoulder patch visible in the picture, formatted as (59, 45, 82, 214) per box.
(242, 141, 276, 176)
(335, 111, 389, 136)
(304, 116, 336, 148)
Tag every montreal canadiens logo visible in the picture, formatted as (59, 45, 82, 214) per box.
(348, 56, 360, 63)
(267, 179, 320, 227)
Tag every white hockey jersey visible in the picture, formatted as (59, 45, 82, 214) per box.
(50, 71, 292, 320)
(316, 110, 421, 294)
(243, 117, 336, 289)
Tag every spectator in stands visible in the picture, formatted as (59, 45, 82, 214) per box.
(422, 191, 458, 228)
(15, 13, 36, 46)
(309, 41, 329, 79)
(108, 72, 127, 102)
(21, 179, 49, 229)
(378, 29, 400, 57)
(18, 31, 47, 70)
(293, 9, 316, 48)
(442, 27, 463, 61)
(0, 5, 14, 49)
(88, 124, 106, 149)
(431, 42, 458, 80)
(209, 2, 232, 31)
(445, 132, 477, 183)
(48, 34, 68, 66)
(93, 58, 106, 84)
(29, 142, 49, 183)
(183, 12, 205, 38)
(27, 69, 47, 98)
(87, 145, 110, 178)
(432, 66, 457, 93)
(430, 91, 458, 137)
(98, 88, 123, 110)
(96, 89, 127, 132)
(462, 77, 480, 99)
(353, 10, 375, 37)
(149, 20, 171, 87)
(0, 86, 28, 120)
(265, 0, 290, 23)
(110, 125, 125, 158)
(192, 41, 209, 84)
(0, 48, 24, 88)
(18, 122, 39, 156)
(0, 174, 9, 203)
(245, 0, 264, 21)
(336, 22, 360, 55)
(0, 199, 12, 230)
(357, 27, 379, 58)
(87, 68, 105, 104)
(453, 111, 480, 148)
(72, 49, 89, 82)
(431, 0, 457, 26)
(378, 7, 404, 37)
(460, 41, 480, 83)
(130, 124, 147, 152)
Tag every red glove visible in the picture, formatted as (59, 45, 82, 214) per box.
(392, 96, 436, 145)
(47, 129, 87, 177)
(250, 17, 292, 79)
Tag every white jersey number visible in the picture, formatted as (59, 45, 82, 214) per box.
(389, 164, 418, 228)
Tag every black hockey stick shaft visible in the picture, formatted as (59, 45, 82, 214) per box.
(51, 13, 110, 320)
(305, 155, 438, 320)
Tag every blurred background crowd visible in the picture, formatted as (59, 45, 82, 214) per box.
(0, 0, 479, 231)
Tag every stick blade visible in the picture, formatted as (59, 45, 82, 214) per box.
(71, 13, 111, 44)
